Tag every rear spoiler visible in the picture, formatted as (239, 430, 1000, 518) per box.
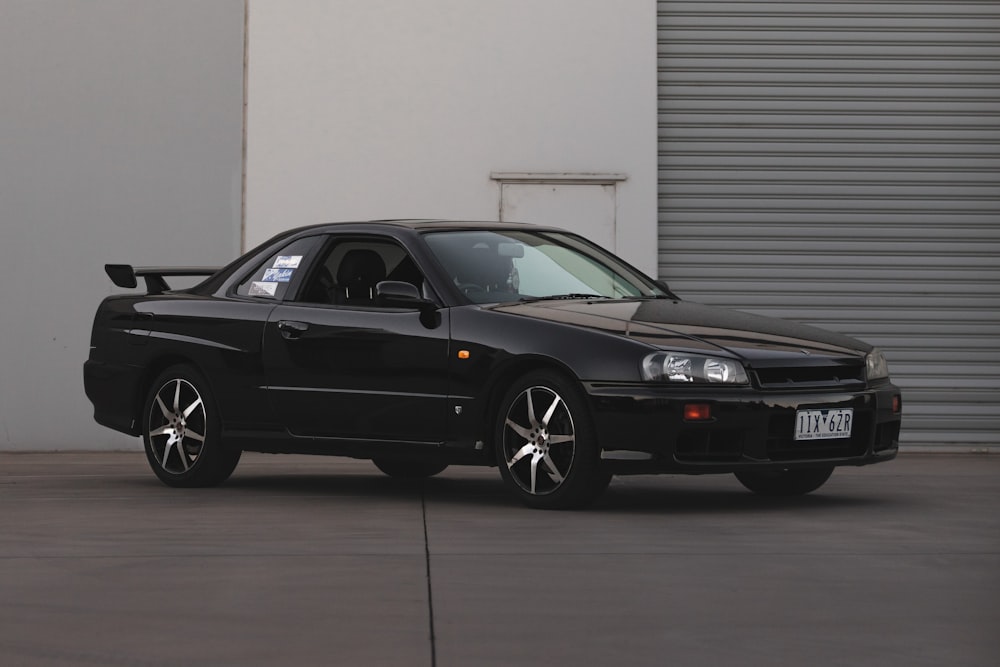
(105, 264, 221, 295)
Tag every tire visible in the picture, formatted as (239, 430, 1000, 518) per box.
(142, 364, 241, 488)
(372, 458, 448, 479)
(495, 370, 611, 509)
(735, 466, 834, 497)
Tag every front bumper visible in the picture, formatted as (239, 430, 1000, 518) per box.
(584, 381, 901, 474)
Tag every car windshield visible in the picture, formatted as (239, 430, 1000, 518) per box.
(423, 229, 665, 304)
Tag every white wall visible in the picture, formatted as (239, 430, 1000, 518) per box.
(0, 1, 245, 450)
(245, 0, 658, 274)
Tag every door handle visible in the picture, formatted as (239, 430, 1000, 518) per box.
(277, 320, 309, 339)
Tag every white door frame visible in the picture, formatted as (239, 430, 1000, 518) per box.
(491, 172, 628, 250)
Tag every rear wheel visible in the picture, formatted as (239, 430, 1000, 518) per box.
(735, 466, 834, 496)
(372, 458, 448, 479)
(142, 365, 241, 487)
(495, 370, 611, 509)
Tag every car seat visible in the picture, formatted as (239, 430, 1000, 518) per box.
(335, 249, 386, 306)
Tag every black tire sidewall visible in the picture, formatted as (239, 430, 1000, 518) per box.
(494, 370, 610, 509)
(372, 458, 448, 479)
(142, 364, 239, 487)
(735, 466, 834, 496)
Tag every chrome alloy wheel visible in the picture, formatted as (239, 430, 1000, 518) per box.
(501, 385, 576, 496)
(147, 378, 207, 475)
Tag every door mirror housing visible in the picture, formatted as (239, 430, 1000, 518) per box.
(654, 279, 678, 299)
(376, 281, 436, 311)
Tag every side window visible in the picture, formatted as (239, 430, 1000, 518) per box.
(235, 237, 319, 300)
(296, 238, 427, 307)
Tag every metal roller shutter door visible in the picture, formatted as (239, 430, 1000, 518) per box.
(657, 1, 1000, 450)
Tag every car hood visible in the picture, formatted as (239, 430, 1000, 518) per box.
(491, 299, 868, 362)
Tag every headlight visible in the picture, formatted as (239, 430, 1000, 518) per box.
(865, 348, 890, 381)
(642, 352, 748, 385)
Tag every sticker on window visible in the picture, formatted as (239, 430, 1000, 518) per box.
(248, 281, 279, 297)
(262, 268, 294, 282)
(273, 255, 302, 269)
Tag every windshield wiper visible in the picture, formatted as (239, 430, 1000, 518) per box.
(519, 293, 614, 303)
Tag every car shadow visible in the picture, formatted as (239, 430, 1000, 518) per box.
(218, 470, 513, 506)
(140, 467, 903, 515)
(592, 480, 895, 515)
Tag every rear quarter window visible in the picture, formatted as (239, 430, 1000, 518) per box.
(235, 237, 320, 300)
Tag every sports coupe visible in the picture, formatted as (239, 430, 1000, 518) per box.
(85, 220, 901, 508)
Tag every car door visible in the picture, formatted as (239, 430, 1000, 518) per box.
(261, 236, 450, 443)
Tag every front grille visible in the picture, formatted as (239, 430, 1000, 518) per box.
(765, 412, 871, 461)
(754, 363, 865, 390)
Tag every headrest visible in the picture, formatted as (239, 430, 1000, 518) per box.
(337, 249, 386, 286)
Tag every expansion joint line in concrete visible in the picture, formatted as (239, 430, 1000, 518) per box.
(422, 488, 437, 667)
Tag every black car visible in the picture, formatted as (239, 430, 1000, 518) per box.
(85, 220, 901, 508)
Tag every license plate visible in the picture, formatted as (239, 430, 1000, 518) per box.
(794, 408, 854, 441)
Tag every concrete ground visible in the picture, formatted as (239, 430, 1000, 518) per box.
(0, 452, 997, 667)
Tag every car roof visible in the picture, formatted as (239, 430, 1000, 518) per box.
(284, 219, 566, 235)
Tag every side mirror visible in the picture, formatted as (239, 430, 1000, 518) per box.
(375, 281, 436, 310)
(654, 279, 678, 299)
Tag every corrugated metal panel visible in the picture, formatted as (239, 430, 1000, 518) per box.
(657, 1, 1000, 450)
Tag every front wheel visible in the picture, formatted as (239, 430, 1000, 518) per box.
(735, 466, 834, 496)
(495, 370, 611, 509)
(142, 365, 241, 487)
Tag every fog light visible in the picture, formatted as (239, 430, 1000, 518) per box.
(684, 403, 712, 421)
(892, 395, 902, 414)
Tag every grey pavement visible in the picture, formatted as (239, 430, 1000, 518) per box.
(1, 452, 997, 667)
